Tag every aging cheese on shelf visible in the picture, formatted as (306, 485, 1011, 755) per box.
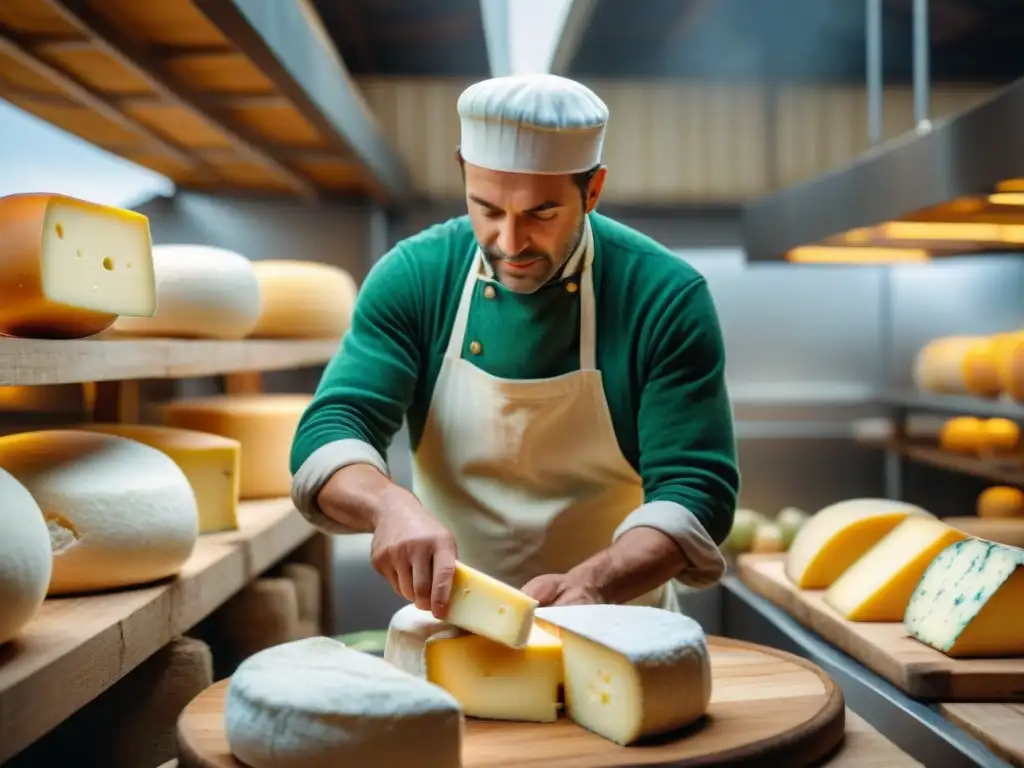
(385, 604, 563, 723)
(938, 416, 986, 452)
(249, 259, 358, 339)
(80, 423, 241, 533)
(904, 537, 1024, 657)
(224, 637, 463, 768)
(109, 244, 261, 339)
(0, 193, 156, 339)
(0, 429, 199, 595)
(535, 604, 712, 746)
(824, 517, 967, 621)
(977, 486, 1024, 519)
(750, 522, 786, 554)
(162, 394, 311, 499)
(446, 561, 538, 648)
(980, 418, 1020, 453)
(0, 467, 52, 645)
(785, 498, 933, 589)
(999, 335, 1024, 400)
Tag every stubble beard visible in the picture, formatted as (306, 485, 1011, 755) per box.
(483, 218, 585, 295)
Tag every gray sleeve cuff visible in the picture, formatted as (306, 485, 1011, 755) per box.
(291, 439, 390, 534)
(613, 500, 726, 589)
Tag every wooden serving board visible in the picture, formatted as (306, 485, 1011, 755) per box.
(940, 703, 1024, 767)
(176, 637, 846, 768)
(945, 516, 1024, 548)
(737, 555, 1024, 701)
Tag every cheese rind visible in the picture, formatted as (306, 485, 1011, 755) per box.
(0, 193, 155, 339)
(785, 498, 934, 589)
(80, 423, 241, 533)
(0, 467, 52, 644)
(904, 537, 1024, 657)
(445, 561, 538, 648)
(162, 394, 311, 499)
(384, 603, 463, 678)
(249, 260, 357, 339)
(824, 517, 967, 621)
(224, 636, 463, 768)
(535, 604, 712, 746)
(110, 244, 261, 340)
(0, 429, 199, 595)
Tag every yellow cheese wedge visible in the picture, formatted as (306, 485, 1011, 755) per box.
(785, 498, 933, 589)
(824, 517, 967, 621)
(977, 486, 1024, 519)
(905, 537, 1024, 657)
(445, 561, 538, 649)
(80, 423, 241, 533)
(0, 193, 155, 339)
(425, 623, 562, 722)
(938, 416, 985, 452)
(162, 394, 311, 499)
(249, 260, 357, 339)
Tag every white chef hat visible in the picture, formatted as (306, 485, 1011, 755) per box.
(457, 74, 609, 175)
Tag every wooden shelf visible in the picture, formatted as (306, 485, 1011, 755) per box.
(0, 498, 314, 764)
(940, 703, 1024, 767)
(858, 437, 1024, 487)
(880, 390, 1024, 420)
(0, 336, 340, 386)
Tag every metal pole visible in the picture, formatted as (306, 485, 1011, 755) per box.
(912, 0, 930, 128)
(865, 0, 884, 144)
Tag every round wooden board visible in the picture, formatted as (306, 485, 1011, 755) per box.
(177, 636, 845, 768)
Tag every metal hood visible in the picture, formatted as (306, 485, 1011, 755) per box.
(742, 0, 1024, 264)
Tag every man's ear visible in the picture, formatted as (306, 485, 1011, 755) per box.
(585, 166, 608, 213)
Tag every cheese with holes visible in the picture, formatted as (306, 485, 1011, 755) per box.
(977, 486, 1024, 519)
(80, 423, 241, 533)
(786, 499, 933, 589)
(535, 604, 711, 746)
(224, 637, 462, 768)
(0, 467, 52, 644)
(0, 430, 198, 595)
(249, 260, 357, 339)
(162, 394, 311, 499)
(446, 561, 538, 648)
(939, 417, 986, 452)
(824, 517, 967, 621)
(110, 244, 261, 339)
(0, 193, 155, 339)
(385, 604, 562, 722)
(904, 538, 1024, 657)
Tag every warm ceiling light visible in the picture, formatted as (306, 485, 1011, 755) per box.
(988, 193, 1024, 206)
(996, 179, 1024, 193)
(786, 246, 930, 264)
(882, 221, 1024, 243)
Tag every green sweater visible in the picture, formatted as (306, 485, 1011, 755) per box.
(290, 212, 739, 544)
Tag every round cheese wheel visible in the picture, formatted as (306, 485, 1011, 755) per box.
(1000, 335, 1024, 401)
(976, 486, 1024, 519)
(0, 467, 52, 644)
(109, 244, 261, 340)
(224, 636, 463, 768)
(249, 260, 358, 339)
(981, 418, 1020, 452)
(0, 430, 199, 595)
(938, 416, 986, 452)
(913, 335, 997, 395)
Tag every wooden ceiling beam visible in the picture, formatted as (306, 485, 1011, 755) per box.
(43, 0, 319, 200)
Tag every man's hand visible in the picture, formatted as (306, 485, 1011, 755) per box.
(370, 497, 458, 619)
(521, 573, 604, 607)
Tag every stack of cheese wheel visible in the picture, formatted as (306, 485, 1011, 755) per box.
(913, 329, 1024, 398)
(0, 193, 156, 339)
(109, 244, 262, 339)
(248, 259, 358, 339)
(938, 416, 1021, 455)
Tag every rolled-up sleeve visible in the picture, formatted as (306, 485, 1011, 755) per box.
(613, 277, 739, 589)
(289, 247, 421, 533)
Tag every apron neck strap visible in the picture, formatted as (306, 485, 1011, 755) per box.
(445, 217, 597, 371)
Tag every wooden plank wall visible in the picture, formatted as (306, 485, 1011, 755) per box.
(357, 77, 994, 205)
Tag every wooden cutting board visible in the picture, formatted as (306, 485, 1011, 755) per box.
(940, 703, 1024, 767)
(944, 516, 1024, 548)
(737, 554, 1024, 701)
(176, 637, 846, 767)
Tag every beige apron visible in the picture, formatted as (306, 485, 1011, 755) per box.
(412, 220, 679, 612)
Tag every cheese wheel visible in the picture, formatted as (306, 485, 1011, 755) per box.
(1002, 336, 1024, 401)
(0, 430, 199, 595)
(980, 418, 1020, 452)
(162, 394, 311, 499)
(109, 244, 261, 339)
(977, 486, 1024, 519)
(249, 260, 357, 339)
(938, 416, 986, 452)
(750, 522, 786, 553)
(216, 578, 301, 664)
(913, 335, 992, 395)
(0, 193, 155, 339)
(282, 563, 322, 625)
(224, 637, 463, 768)
(0, 467, 52, 644)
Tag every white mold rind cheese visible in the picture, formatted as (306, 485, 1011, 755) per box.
(0, 430, 199, 595)
(384, 603, 464, 678)
(225, 637, 463, 768)
(0, 467, 53, 644)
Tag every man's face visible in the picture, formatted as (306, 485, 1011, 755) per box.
(464, 162, 605, 294)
